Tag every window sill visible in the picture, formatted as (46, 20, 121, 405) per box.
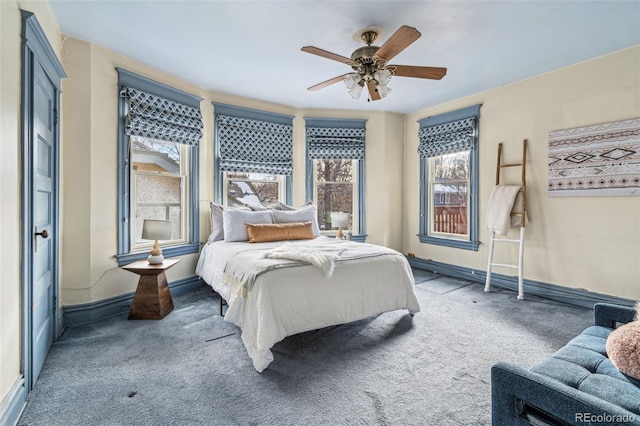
(319, 232, 366, 243)
(417, 234, 478, 251)
(116, 243, 200, 266)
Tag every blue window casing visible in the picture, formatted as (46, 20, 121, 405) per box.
(418, 104, 481, 250)
(116, 68, 201, 265)
(304, 117, 367, 242)
(213, 103, 293, 205)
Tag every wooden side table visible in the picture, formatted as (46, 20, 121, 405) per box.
(123, 258, 181, 320)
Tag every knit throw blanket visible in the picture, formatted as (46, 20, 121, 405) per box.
(223, 241, 347, 298)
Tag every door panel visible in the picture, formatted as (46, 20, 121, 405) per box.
(31, 60, 56, 384)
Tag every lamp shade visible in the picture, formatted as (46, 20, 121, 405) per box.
(141, 219, 172, 241)
(330, 212, 349, 229)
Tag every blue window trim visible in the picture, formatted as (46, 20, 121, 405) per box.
(417, 104, 481, 251)
(116, 68, 202, 266)
(304, 117, 367, 240)
(213, 103, 293, 205)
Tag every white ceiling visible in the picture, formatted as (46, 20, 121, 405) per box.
(49, 1, 640, 115)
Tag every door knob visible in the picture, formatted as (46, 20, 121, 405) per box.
(34, 227, 49, 251)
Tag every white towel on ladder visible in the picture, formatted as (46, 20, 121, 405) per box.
(485, 185, 527, 235)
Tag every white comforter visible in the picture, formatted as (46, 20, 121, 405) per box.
(195, 237, 421, 372)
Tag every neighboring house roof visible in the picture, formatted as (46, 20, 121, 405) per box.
(132, 140, 180, 173)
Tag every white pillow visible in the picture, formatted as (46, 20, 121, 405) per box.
(223, 209, 274, 242)
(272, 205, 320, 237)
(208, 203, 250, 243)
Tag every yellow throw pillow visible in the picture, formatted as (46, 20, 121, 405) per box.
(245, 221, 315, 243)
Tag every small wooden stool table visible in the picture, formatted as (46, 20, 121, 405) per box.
(123, 258, 180, 320)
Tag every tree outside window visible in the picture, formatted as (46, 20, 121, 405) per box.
(314, 159, 356, 231)
(224, 172, 284, 207)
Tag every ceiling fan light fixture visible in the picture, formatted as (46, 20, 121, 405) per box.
(376, 82, 391, 98)
(349, 82, 365, 99)
(344, 73, 361, 89)
(373, 69, 392, 85)
(345, 73, 364, 99)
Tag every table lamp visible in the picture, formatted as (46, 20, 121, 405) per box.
(141, 219, 173, 264)
(330, 212, 350, 240)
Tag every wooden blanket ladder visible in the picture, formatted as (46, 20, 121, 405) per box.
(484, 139, 527, 300)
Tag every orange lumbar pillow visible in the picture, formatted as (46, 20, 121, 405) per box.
(245, 221, 315, 243)
(606, 302, 640, 381)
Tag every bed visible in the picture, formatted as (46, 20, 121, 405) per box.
(195, 203, 421, 372)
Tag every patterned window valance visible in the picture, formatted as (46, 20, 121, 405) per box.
(307, 127, 366, 160)
(418, 117, 476, 158)
(217, 114, 293, 175)
(120, 87, 203, 145)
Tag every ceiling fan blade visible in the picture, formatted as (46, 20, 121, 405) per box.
(301, 46, 353, 64)
(391, 65, 447, 80)
(366, 80, 381, 101)
(374, 25, 421, 62)
(307, 74, 350, 92)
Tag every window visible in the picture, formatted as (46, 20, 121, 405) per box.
(418, 105, 481, 250)
(313, 159, 358, 232)
(131, 136, 188, 249)
(428, 151, 469, 237)
(116, 69, 202, 265)
(305, 118, 366, 241)
(223, 172, 285, 207)
(214, 103, 293, 206)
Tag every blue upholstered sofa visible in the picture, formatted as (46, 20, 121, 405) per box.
(491, 303, 640, 425)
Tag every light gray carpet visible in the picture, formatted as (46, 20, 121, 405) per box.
(18, 270, 592, 426)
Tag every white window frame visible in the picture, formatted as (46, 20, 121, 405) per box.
(130, 139, 189, 250)
(427, 151, 470, 239)
(222, 172, 286, 207)
(312, 158, 359, 235)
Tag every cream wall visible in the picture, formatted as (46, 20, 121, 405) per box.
(60, 38, 213, 304)
(0, 0, 62, 410)
(403, 46, 640, 301)
(59, 38, 405, 306)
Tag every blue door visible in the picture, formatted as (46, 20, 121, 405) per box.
(21, 10, 66, 393)
(31, 59, 57, 384)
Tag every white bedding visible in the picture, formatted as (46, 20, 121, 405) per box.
(195, 237, 421, 372)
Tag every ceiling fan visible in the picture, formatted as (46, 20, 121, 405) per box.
(302, 25, 447, 101)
